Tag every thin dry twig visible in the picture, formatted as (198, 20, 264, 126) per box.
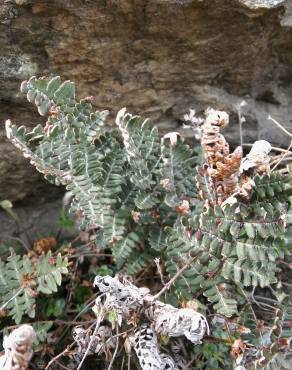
(70, 253, 112, 259)
(185, 356, 196, 369)
(107, 326, 119, 370)
(74, 294, 101, 321)
(268, 116, 292, 139)
(236, 101, 246, 151)
(152, 253, 202, 300)
(76, 313, 104, 370)
(270, 155, 292, 165)
(271, 140, 292, 171)
(5, 235, 31, 253)
(54, 359, 72, 370)
(55, 293, 101, 345)
(54, 319, 96, 326)
(127, 354, 131, 370)
(45, 343, 75, 370)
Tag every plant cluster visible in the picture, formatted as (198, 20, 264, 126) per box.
(6, 76, 200, 276)
(1, 76, 291, 369)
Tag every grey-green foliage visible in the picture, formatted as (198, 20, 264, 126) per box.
(257, 353, 291, 370)
(6, 75, 292, 370)
(0, 251, 68, 324)
(165, 171, 292, 317)
(32, 321, 54, 347)
(260, 306, 292, 370)
(6, 76, 292, 320)
(6, 76, 200, 275)
(243, 298, 292, 370)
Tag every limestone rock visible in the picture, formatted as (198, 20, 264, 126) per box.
(0, 0, 292, 204)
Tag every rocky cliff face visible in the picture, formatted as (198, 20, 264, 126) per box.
(1, 0, 292, 204)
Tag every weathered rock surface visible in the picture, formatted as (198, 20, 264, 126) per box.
(0, 197, 76, 246)
(1, 0, 292, 205)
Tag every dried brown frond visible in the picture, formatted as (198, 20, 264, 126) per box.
(176, 200, 190, 215)
(33, 237, 57, 255)
(231, 338, 246, 360)
(198, 109, 272, 205)
(20, 272, 36, 289)
(200, 109, 243, 204)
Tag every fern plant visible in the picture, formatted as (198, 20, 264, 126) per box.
(5, 76, 292, 369)
(6, 76, 200, 275)
(6, 77, 292, 310)
(165, 172, 291, 316)
(0, 251, 68, 324)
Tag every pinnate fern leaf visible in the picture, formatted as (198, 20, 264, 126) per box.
(0, 252, 68, 324)
(36, 252, 68, 294)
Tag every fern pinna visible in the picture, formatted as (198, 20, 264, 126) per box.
(6, 76, 199, 275)
(166, 109, 292, 317)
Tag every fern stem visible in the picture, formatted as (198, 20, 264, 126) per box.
(239, 286, 263, 342)
(237, 103, 244, 150)
(0, 288, 23, 310)
(153, 252, 202, 300)
(76, 313, 104, 370)
(5, 236, 31, 253)
(127, 353, 131, 370)
(107, 326, 119, 370)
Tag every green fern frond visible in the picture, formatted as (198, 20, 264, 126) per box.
(202, 280, 238, 317)
(165, 168, 291, 315)
(116, 108, 160, 190)
(222, 258, 276, 288)
(0, 252, 68, 324)
(36, 252, 68, 294)
(20, 75, 75, 114)
(148, 225, 167, 252)
(32, 321, 54, 347)
(126, 249, 157, 275)
(112, 230, 142, 267)
(160, 136, 198, 207)
(134, 191, 160, 210)
(254, 352, 292, 370)
(6, 76, 202, 278)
